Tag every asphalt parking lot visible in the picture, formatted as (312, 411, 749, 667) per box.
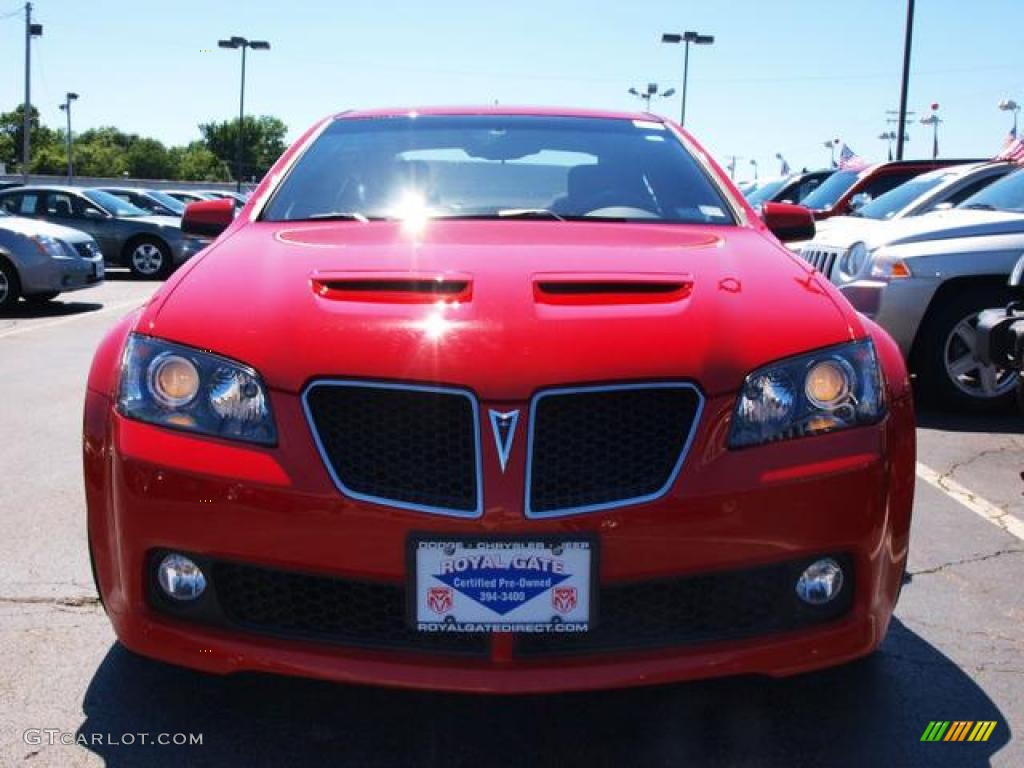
(1, 276, 1021, 767)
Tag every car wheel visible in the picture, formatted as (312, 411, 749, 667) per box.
(23, 291, 60, 304)
(915, 286, 1017, 410)
(0, 259, 21, 311)
(127, 238, 171, 279)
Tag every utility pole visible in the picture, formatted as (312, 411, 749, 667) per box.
(59, 93, 79, 182)
(895, 0, 915, 160)
(22, 3, 42, 182)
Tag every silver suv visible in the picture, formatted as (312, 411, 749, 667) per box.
(800, 167, 1024, 409)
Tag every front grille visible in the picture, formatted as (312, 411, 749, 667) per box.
(73, 241, 97, 259)
(213, 562, 489, 656)
(304, 381, 481, 516)
(516, 555, 854, 656)
(527, 383, 702, 516)
(800, 245, 844, 281)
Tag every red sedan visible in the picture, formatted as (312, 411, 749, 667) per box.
(84, 107, 915, 693)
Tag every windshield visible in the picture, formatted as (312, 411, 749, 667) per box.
(958, 167, 1024, 213)
(83, 189, 148, 217)
(262, 115, 734, 225)
(855, 172, 953, 220)
(146, 191, 186, 214)
(745, 177, 790, 205)
(799, 169, 859, 210)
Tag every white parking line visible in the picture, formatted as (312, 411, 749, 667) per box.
(0, 299, 142, 340)
(917, 461, 1024, 542)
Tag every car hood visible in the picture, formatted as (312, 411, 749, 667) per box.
(0, 214, 93, 242)
(142, 221, 857, 398)
(856, 208, 1024, 250)
(810, 215, 893, 249)
(127, 214, 182, 231)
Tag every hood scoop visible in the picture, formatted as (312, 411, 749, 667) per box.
(533, 273, 693, 304)
(311, 271, 473, 303)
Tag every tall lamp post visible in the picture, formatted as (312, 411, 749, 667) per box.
(628, 83, 675, 111)
(58, 92, 79, 182)
(22, 3, 43, 182)
(824, 139, 840, 167)
(920, 103, 941, 159)
(749, 158, 758, 181)
(218, 36, 270, 192)
(661, 30, 714, 127)
(999, 99, 1020, 137)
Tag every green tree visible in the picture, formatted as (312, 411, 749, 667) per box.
(170, 142, 231, 182)
(0, 104, 60, 172)
(126, 137, 174, 179)
(199, 115, 287, 182)
(71, 126, 131, 177)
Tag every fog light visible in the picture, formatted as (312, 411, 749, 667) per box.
(157, 553, 206, 601)
(796, 558, 844, 605)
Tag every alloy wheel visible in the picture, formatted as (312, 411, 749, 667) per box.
(131, 243, 164, 276)
(943, 312, 1017, 400)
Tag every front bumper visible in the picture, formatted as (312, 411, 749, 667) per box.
(20, 254, 104, 295)
(85, 387, 915, 693)
(838, 278, 939, 358)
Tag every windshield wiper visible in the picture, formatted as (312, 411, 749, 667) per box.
(303, 211, 373, 222)
(496, 208, 565, 221)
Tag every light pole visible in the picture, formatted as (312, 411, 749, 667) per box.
(218, 36, 270, 192)
(895, 0, 915, 160)
(999, 99, 1020, 137)
(628, 83, 675, 111)
(58, 92, 79, 182)
(749, 158, 758, 181)
(824, 139, 840, 167)
(920, 103, 941, 159)
(22, 3, 43, 183)
(661, 30, 714, 127)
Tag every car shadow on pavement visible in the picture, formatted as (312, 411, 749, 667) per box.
(76, 619, 1009, 768)
(915, 405, 1024, 435)
(0, 299, 104, 320)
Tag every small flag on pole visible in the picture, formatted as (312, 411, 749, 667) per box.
(838, 143, 867, 170)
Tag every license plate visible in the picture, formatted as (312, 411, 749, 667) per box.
(411, 537, 595, 633)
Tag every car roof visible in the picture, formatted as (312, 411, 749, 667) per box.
(333, 105, 669, 122)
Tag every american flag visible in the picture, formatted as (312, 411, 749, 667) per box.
(996, 135, 1024, 164)
(838, 143, 867, 170)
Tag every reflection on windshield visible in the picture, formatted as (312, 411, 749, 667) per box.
(262, 115, 735, 226)
(83, 189, 148, 217)
(800, 170, 859, 210)
(957, 168, 1024, 213)
(746, 178, 789, 205)
(856, 174, 949, 220)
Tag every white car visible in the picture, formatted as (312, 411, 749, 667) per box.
(800, 167, 1024, 408)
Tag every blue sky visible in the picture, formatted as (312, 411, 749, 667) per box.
(1, 0, 1021, 180)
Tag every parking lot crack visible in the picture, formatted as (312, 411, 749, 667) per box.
(908, 547, 1024, 576)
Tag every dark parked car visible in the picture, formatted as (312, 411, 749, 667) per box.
(745, 169, 835, 205)
(0, 186, 206, 278)
(162, 190, 217, 206)
(98, 187, 186, 217)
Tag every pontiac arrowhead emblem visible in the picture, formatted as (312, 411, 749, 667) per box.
(488, 409, 520, 473)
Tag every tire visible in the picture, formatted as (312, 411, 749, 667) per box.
(126, 237, 171, 280)
(0, 259, 21, 311)
(914, 285, 1017, 410)
(23, 291, 60, 304)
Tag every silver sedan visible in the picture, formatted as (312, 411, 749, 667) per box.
(0, 209, 104, 311)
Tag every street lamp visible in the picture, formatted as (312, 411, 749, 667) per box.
(628, 83, 675, 111)
(749, 158, 758, 181)
(661, 30, 714, 127)
(999, 99, 1020, 137)
(824, 138, 841, 167)
(920, 103, 941, 159)
(218, 36, 271, 192)
(58, 92, 78, 182)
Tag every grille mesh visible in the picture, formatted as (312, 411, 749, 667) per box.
(800, 245, 844, 280)
(305, 383, 479, 514)
(528, 385, 701, 515)
(516, 555, 854, 656)
(214, 561, 489, 656)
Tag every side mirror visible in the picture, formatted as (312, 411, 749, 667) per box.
(849, 192, 872, 212)
(181, 198, 235, 238)
(83, 208, 107, 220)
(760, 201, 815, 243)
(931, 201, 954, 212)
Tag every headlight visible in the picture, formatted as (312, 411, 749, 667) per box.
(118, 335, 276, 445)
(838, 241, 868, 280)
(729, 340, 884, 449)
(868, 253, 912, 280)
(30, 234, 66, 258)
